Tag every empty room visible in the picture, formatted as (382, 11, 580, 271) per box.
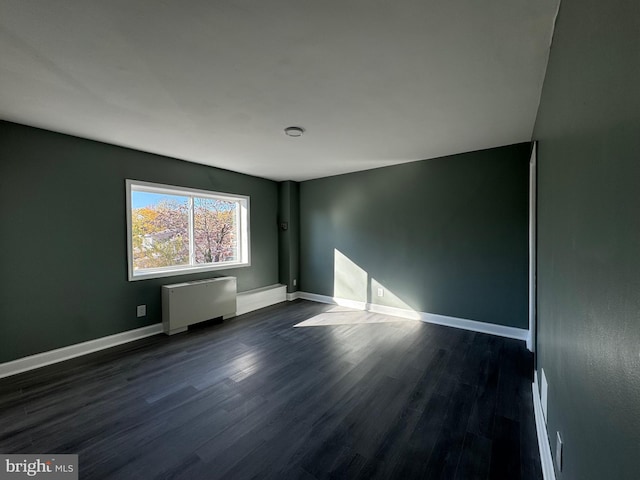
(0, 1, 637, 479)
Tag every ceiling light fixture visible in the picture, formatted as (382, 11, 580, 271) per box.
(284, 126, 305, 137)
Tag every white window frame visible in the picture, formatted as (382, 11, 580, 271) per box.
(126, 179, 250, 281)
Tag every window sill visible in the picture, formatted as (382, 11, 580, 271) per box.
(128, 261, 250, 282)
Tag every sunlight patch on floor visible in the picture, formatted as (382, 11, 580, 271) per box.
(293, 306, 419, 328)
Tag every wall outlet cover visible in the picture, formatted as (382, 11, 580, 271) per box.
(137, 305, 146, 317)
(377, 287, 384, 297)
(293, 279, 297, 286)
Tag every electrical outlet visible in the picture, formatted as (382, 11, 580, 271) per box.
(293, 279, 297, 287)
(556, 432, 563, 471)
(377, 287, 384, 297)
(136, 305, 146, 317)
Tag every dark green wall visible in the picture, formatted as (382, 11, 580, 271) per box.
(533, 1, 640, 479)
(277, 181, 300, 293)
(0, 121, 279, 363)
(299, 143, 530, 328)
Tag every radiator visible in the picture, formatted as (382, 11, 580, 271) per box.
(161, 277, 237, 335)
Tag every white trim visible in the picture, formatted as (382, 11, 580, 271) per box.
(0, 288, 526, 379)
(128, 179, 250, 203)
(0, 284, 287, 379)
(296, 292, 529, 341)
(236, 284, 286, 316)
(125, 179, 251, 282)
(0, 324, 163, 380)
(528, 142, 537, 352)
(540, 368, 549, 421)
(128, 262, 251, 282)
(299, 292, 367, 310)
(188, 195, 195, 264)
(533, 373, 557, 480)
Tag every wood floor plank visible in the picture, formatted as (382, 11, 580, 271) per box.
(0, 300, 541, 479)
(454, 432, 493, 480)
(489, 415, 522, 480)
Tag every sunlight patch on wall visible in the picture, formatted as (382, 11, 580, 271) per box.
(334, 249, 367, 302)
(293, 249, 421, 327)
(370, 277, 419, 317)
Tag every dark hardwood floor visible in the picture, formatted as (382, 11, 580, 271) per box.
(0, 300, 541, 479)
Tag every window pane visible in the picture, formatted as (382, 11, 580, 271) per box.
(131, 191, 189, 271)
(193, 197, 238, 264)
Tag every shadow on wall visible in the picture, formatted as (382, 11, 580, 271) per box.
(295, 249, 421, 327)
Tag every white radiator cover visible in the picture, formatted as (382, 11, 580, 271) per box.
(161, 277, 237, 335)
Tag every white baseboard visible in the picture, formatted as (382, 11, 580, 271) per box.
(533, 373, 557, 480)
(0, 284, 288, 380)
(0, 324, 163, 380)
(236, 284, 286, 316)
(0, 287, 525, 379)
(286, 291, 300, 301)
(298, 291, 367, 310)
(296, 292, 529, 342)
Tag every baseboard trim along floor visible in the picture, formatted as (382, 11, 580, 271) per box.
(533, 372, 557, 480)
(236, 284, 287, 315)
(0, 286, 529, 379)
(0, 300, 541, 478)
(0, 284, 287, 379)
(0, 324, 164, 380)
(296, 291, 529, 342)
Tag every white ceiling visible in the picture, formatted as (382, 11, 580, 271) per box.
(0, 0, 559, 181)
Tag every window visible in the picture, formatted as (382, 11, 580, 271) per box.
(126, 180, 250, 281)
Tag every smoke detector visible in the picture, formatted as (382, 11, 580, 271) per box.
(284, 126, 305, 137)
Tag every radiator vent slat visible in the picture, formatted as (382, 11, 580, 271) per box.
(161, 277, 237, 335)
